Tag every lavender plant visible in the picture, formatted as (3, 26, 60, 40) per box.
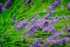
(0, 0, 70, 47)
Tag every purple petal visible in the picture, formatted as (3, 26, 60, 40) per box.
(62, 37, 69, 44)
(53, 32, 62, 39)
(54, 0, 60, 7)
(29, 25, 40, 32)
(0, 3, 2, 13)
(4, 0, 12, 9)
(16, 19, 28, 30)
(68, 2, 70, 11)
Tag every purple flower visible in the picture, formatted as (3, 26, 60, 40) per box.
(51, 16, 62, 24)
(35, 44, 42, 47)
(48, 40, 56, 45)
(56, 39, 63, 44)
(43, 26, 50, 32)
(16, 19, 28, 30)
(51, 17, 57, 24)
(4, 0, 12, 9)
(47, 36, 54, 40)
(2, 7, 6, 12)
(67, 2, 70, 11)
(30, 43, 42, 47)
(53, 32, 62, 39)
(54, 0, 60, 7)
(0, 3, 2, 13)
(67, 28, 70, 32)
(26, 32, 35, 39)
(43, 20, 51, 26)
(49, 26, 56, 33)
(43, 25, 56, 33)
(40, 18, 48, 27)
(43, 42, 48, 47)
(52, 38, 69, 45)
(49, 6, 54, 11)
(66, 34, 70, 37)
(44, 13, 52, 19)
(49, 0, 60, 13)
(62, 37, 69, 44)
(49, 0, 60, 10)
(41, 18, 51, 26)
(31, 15, 39, 25)
(48, 6, 55, 14)
(29, 25, 40, 32)
(30, 38, 42, 47)
(36, 19, 44, 29)
(35, 38, 42, 43)
(49, 39, 62, 45)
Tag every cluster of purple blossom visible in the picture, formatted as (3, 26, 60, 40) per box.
(48, 0, 60, 13)
(29, 32, 69, 47)
(29, 26, 70, 47)
(13, 0, 70, 47)
(0, 0, 12, 13)
(68, 2, 70, 11)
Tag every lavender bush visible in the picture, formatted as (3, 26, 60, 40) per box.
(0, 0, 70, 47)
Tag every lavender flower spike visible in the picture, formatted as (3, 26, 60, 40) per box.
(47, 36, 54, 40)
(43, 42, 48, 47)
(30, 38, 42, 47)
(16, 19, 28, 30)
(67, 28, 70, 32)
(31, 14, 39, 25)
(48, 26, 56, 33)
(49, 5, 54, 11)
(36, 19, 44, 29)
(51, 16, 62, 24)
(50, 39, 62, 45)
(2, 7, 6, 12)
(51, 17, 57, 24)
(62, 37, 69, 44)
(0, 3, 3, 13)
(53, 32, 62, 39)
(67, 2, 70, 11)
(48, 6, 55, 14)
(44, 13, 52, 19)
(4, 0, 12, 9)
(43, 25, 56, 33)
(54, 0, 60, 7)
(43, 26, 50, 32)
(25, 32, 35, 39)
(29, 25, 40, 32)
